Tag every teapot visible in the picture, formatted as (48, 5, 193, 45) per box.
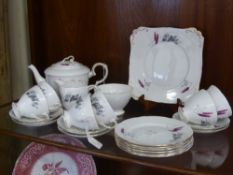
(44, 55, 109, 93)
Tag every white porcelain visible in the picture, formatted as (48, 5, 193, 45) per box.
(115, 116, 193, 146)
(9, 108, 62, 126)
(207, 85, 232, 119)
(57, 117, 113, 138)
(11, 85, 49, 120)
(28, 64, 62, 113)
(91, 90, 117, 127)
(180, 89, 218, 125)
(44, 55, 108, 93)
(97, 83, 132, 115)
(172, 112, 230, 133)
(57, 80, 95, 110)
(115, 135, 193, 157)
(61, 95, 99, 130)
(128, 27, 204, 103)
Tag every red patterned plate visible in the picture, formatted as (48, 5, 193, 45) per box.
(12, 134, 97, 175)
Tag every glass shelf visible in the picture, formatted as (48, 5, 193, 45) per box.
(0, 101, 232, 175)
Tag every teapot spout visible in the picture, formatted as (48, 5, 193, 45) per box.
(28, 64, 45, 84)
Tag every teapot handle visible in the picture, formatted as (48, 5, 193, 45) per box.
(89, 63, 108, 85)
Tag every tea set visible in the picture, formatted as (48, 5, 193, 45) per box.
(9, 55, 132, 148)
(9, 27, 232, 156)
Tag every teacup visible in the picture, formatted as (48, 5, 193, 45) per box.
(179, 89, 217, 125)
(38, 81, 62, 113)
(62, 94, 99, 130)
(207, 85, 232, 119)
(11, 85, 49, 120)
(96, 83, 132, 115)
(57, 80, 95, 110)
(91, 90, 117, 127)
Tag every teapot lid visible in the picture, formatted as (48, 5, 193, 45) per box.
(44, 56, 90, 76)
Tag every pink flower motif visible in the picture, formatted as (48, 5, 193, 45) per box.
(217, 109, 227, 115)
(154, 32, 159, 44)
(198, 112, 213, 118)
(169, 126, 183, 132)
(42, 163, 53, 171)
(181, 87, 189, 93)
(138, 79, 144, 88)
(42, 160, 69, 175)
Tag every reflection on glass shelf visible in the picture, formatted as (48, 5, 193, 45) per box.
(191, 133, 229, 169)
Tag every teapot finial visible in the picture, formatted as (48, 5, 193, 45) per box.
(28, 64, 45, 83)
(62, 55, 75, 63)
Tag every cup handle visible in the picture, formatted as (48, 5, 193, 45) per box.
(89, 63, 108, 85)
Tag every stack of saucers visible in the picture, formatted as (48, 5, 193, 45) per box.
(114, 116, 193, 157)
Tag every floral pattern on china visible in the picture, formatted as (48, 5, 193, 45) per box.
(64, 93, 83, 109)
(12, 134, 97, 175)
(42, 161, 69, 175)
(129, 27, 204, 103)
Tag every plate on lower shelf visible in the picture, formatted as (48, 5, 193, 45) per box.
(9, 108, 63, 127)
(57, 117, 114, 138)
(129, 27, 204, 103)
(172, 112, 230, 133)
(12, 134, 97, 175)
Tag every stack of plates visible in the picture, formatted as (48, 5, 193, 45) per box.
(172, 112, 230, 133)
(115, 116, 193, 157)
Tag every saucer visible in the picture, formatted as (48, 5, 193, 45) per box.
(12, 134, 97, 175)
(9, 108, 63, 127)
(172, 112, 230, 133)
(57, 117, 114, 138)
